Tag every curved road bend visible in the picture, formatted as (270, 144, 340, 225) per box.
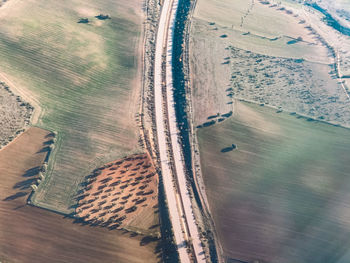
(154, 0, 206, 262)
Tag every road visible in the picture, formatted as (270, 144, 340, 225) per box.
(154, 0, 206, 262)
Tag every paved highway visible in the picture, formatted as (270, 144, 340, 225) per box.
(154, 0, 206, 262)
(154, 0, 190, 262)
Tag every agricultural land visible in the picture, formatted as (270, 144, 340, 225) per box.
(190, 0, 350, 262)
(76, 153, 159, 235)
(0, 0, 143, 214)
(197, 101, 350, 263)
(0, 0, 164, 262)
(0, 127, 160, 263)
(190, 0, 350, 127)
(2, 0, 350, 261)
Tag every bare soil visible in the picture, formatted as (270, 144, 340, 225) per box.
(0, 128, 160, 263)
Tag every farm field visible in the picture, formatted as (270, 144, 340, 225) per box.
(197, 101, 350, 263)
(77, 153, 159, 235)
(227, 46, 350, 126)
(190, 0, 350, 127)
(0, 127, 160, 263)
(0, 0, 143, 214)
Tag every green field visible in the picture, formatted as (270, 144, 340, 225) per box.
(0, 0, 142, 213)
(197, 101, 350, 263)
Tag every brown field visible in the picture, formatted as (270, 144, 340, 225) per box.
(76, 153, 159, 235)
(0, 128, 160, 263)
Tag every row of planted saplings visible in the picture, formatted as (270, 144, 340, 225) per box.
(75, 157, 154, 222)
(83, 200, 145, 227)
(78, 187, 147, 212)
(30, 131, 57, 192)
(80, 196, 137, 226)
(77, 185, 154, 226)
(77, 167, 155, 206)
(78, 187, 151, 211)
(77, 174, 154, 215)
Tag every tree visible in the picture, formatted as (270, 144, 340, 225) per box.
(41, 163, 48, 172)
(39, 172, 45, 180)
(78, 18, 89, 24)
